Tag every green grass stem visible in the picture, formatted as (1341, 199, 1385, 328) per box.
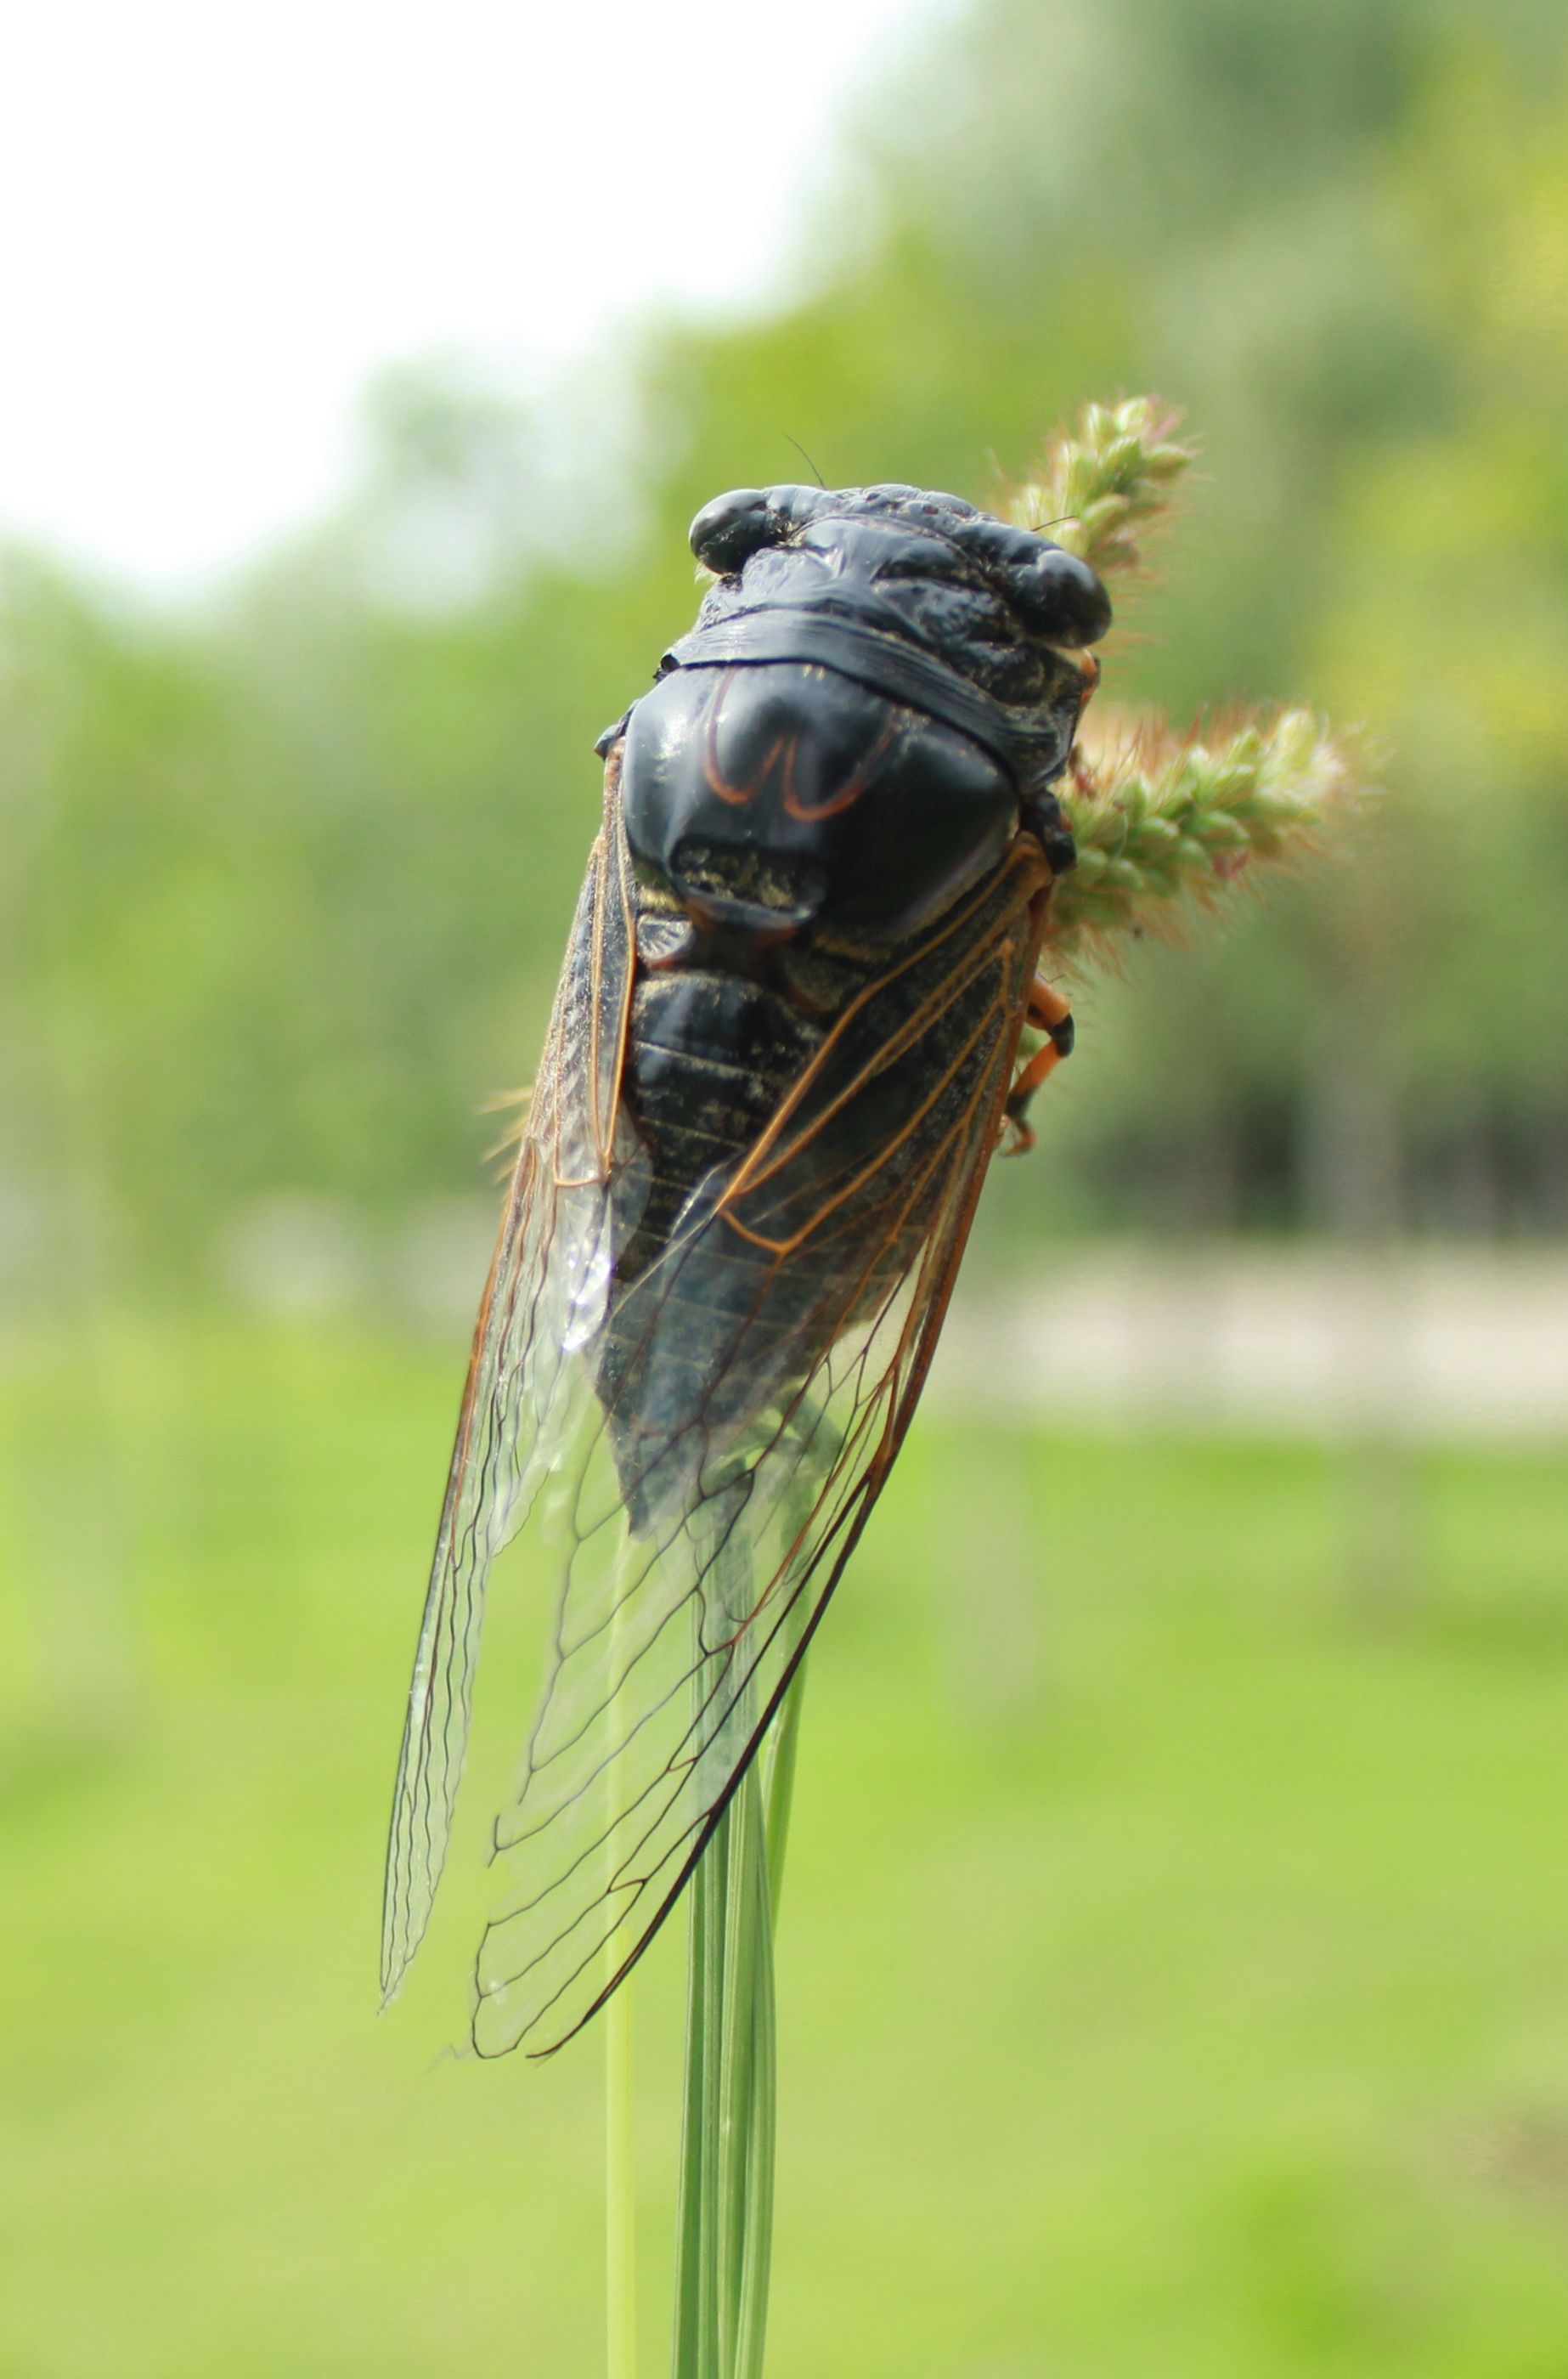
(673, 1758, 779, 2378)
(671, 1568, 811, 2378)
(762, 1662, 807, 1931)
(606, 1978, 637, 2379)
(606, 1546, 639, 2379)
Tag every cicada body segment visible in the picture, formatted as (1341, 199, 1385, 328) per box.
(597, 835, 1052, 1533)
(621, 661, 1019, 944)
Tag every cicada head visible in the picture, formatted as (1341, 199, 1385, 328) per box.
(685, 481, 1108, 769)
(615, 481, 1110, 951)
(690, 481, 1109, 632)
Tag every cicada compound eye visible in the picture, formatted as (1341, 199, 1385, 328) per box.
(689, 489, 781, 574)
(1007, 545, 1112, 649)
(690, 483, 840, 574)
(950, 513, 1113, 649)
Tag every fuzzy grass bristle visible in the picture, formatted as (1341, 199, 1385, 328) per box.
(1048, 705, 1368, 965)
(481, 1083, 533, 1173)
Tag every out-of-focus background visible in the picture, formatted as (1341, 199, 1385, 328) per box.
(4, 1, 1568, 2371)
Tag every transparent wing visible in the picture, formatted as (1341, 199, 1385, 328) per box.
(380, 764, 638, 2004)
(471, 837, 1051, 2057)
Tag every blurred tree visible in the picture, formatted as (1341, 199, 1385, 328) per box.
(3, 0, 1565, 1294)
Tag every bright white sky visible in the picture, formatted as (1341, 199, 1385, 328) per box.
(0, 0, 934, 589)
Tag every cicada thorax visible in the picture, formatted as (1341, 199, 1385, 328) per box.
(621, 662, 1023, 948)
(593, 483, 1108, 1520)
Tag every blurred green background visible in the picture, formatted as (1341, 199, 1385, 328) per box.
(4, 0, 1568, 2371)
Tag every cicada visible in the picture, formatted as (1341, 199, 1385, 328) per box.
(381, 480, 1111, 2056)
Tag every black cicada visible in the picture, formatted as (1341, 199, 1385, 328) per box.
(381, 479, 1110, 2056)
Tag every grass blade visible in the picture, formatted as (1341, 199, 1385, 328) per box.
(606, 1976, 637, 2379)
(671, 1651, 809, 2376)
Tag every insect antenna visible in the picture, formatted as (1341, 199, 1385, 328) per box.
(783, 435, 829, 490)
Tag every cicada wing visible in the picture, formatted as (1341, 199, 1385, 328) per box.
(381, 772, 640, 2005)
(471, 839, 1050, 2057)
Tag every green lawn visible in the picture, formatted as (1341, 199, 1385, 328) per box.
(3, 1319, 1567, 2377)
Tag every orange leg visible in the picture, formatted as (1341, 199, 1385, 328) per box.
(1002, 974, 1074, 1155)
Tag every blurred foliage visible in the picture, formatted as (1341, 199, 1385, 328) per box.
(4, 1322, 1568, 2376)
(4, 0, 1568, 1297)
(5, 13, 1568, 2364)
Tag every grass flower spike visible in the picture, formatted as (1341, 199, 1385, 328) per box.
(998, 397, 1367, 966)
(1052, 708, 1366, 963)
(1002, 394, 1196, 578)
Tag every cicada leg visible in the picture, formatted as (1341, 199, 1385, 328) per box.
(1002, 975, 1074, 1155)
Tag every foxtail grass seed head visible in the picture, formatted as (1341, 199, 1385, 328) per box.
(1001, 395, 1197, 582)
(1049, 707, 1368, 964)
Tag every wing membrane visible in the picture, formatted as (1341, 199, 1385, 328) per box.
(380, 769, 638, 2003)
(468, 837, 1051, 2055)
